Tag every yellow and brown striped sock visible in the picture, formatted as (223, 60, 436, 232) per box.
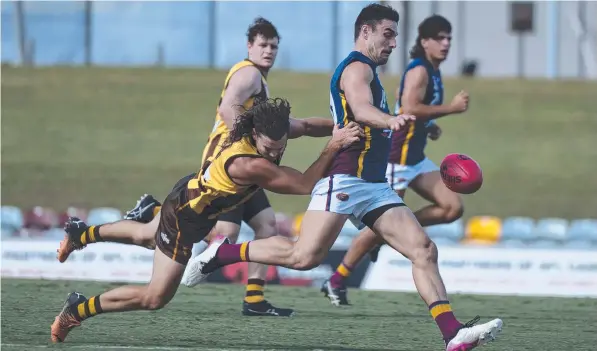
(72, 295, 104, 321)
(244, 278, 265, 304)
(79, 225, 103, 246)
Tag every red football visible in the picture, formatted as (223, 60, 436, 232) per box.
(440, 153, 483, 194)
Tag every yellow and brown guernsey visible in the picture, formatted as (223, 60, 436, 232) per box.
(184, 137, 279, 219)
(201, 59, 269, 165)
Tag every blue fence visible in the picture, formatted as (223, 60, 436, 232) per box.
(4, 1, 597, 78)
(1, 1, 371, 72)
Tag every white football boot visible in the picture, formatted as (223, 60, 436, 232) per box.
(445, 316, 503, 351)
(181, 235, 230, 287)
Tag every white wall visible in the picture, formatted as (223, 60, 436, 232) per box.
(387, 1, 597, 79)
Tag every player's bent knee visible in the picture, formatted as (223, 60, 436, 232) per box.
(292, 257, 321, 271)
(410, 238, 438, 267)
(443, 202, 464, 223)
(290, 248, 326, 271)
(140, 292, 170, 310)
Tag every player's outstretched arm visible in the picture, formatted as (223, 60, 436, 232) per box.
(288, 117, 334, 139)
(342, 62, 415, 131)
(399, 66, 468, 121)
(217, 67, 263, 129)
(228, 123, 363, 195)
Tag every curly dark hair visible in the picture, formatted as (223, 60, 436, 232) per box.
(247, 17, 280, 43)
(410, 15, 452, 59)
(223, 97, 291, 149)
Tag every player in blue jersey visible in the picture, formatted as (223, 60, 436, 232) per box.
(324, 15, 471, 303)
(186, 6, 502, 351)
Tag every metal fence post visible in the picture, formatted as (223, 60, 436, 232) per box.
(401, 0, 410, 71)
(84, 0, 93, 66)
(331, 1, 339, 71)
(208, 1, 216, 69)
(15, 0, 28, 66)
(430, 0, 438, 15)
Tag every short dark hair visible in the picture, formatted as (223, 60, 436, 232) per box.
(410, 15, 452, 59)
(354, 3, 400, 41)
(247, 17, 280, 43)
(224, 98, 291, 149)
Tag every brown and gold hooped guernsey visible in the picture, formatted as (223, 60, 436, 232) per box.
(188, 136, 267, 218)
(156, 136, 267, 265)
(201, 60, 269, 165)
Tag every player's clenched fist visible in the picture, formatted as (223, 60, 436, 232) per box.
(386, 114, 416, 132)
(450, 90, 469, 113)
(331, 122, 365, 149)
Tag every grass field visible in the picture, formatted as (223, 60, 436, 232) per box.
(2, 67, 597, 219)
(1, 279, 596, 350)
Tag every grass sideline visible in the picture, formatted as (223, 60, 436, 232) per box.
(2, 67, 596, 220)
(1, 278, 597, 350)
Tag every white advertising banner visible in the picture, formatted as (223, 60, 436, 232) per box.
(361, 246, 597, 298)
(1, 240, 154, 283)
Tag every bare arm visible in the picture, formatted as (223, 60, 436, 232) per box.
(341, 62, 394, 129)
(228, 123, 364, 194)
(399, 66, 455, 121)
(228, 141, 341, 195)
(217, 67, 263, 130)
(288, 117, 334, 139)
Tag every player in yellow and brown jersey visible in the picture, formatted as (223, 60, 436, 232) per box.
(55, 18, 334, 317)
(202, 58, 269, 166)
(137, 18, 334, 316)
(50, 98, 364, 343)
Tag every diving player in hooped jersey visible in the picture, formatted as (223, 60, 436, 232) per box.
(49, 97, 364, 343)
(324, 15, 473, 305)
(190, 6, 503, 351)
(55, 18, 337, 318)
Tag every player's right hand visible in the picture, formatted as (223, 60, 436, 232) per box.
(387, 114, 416, 132)
(331, 122, 364, 149)
(450, 90, 469, 113)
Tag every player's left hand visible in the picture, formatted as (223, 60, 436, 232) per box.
(428, 123, 442, 141)
(331, 122, 364, 149)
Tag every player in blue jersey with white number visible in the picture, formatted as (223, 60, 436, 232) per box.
(187, 6, 503, 351)
(324, 15, 474, 306)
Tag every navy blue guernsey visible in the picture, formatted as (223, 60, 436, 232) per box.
(326, 51, 391, 182)
(389, 58, 443, 165)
